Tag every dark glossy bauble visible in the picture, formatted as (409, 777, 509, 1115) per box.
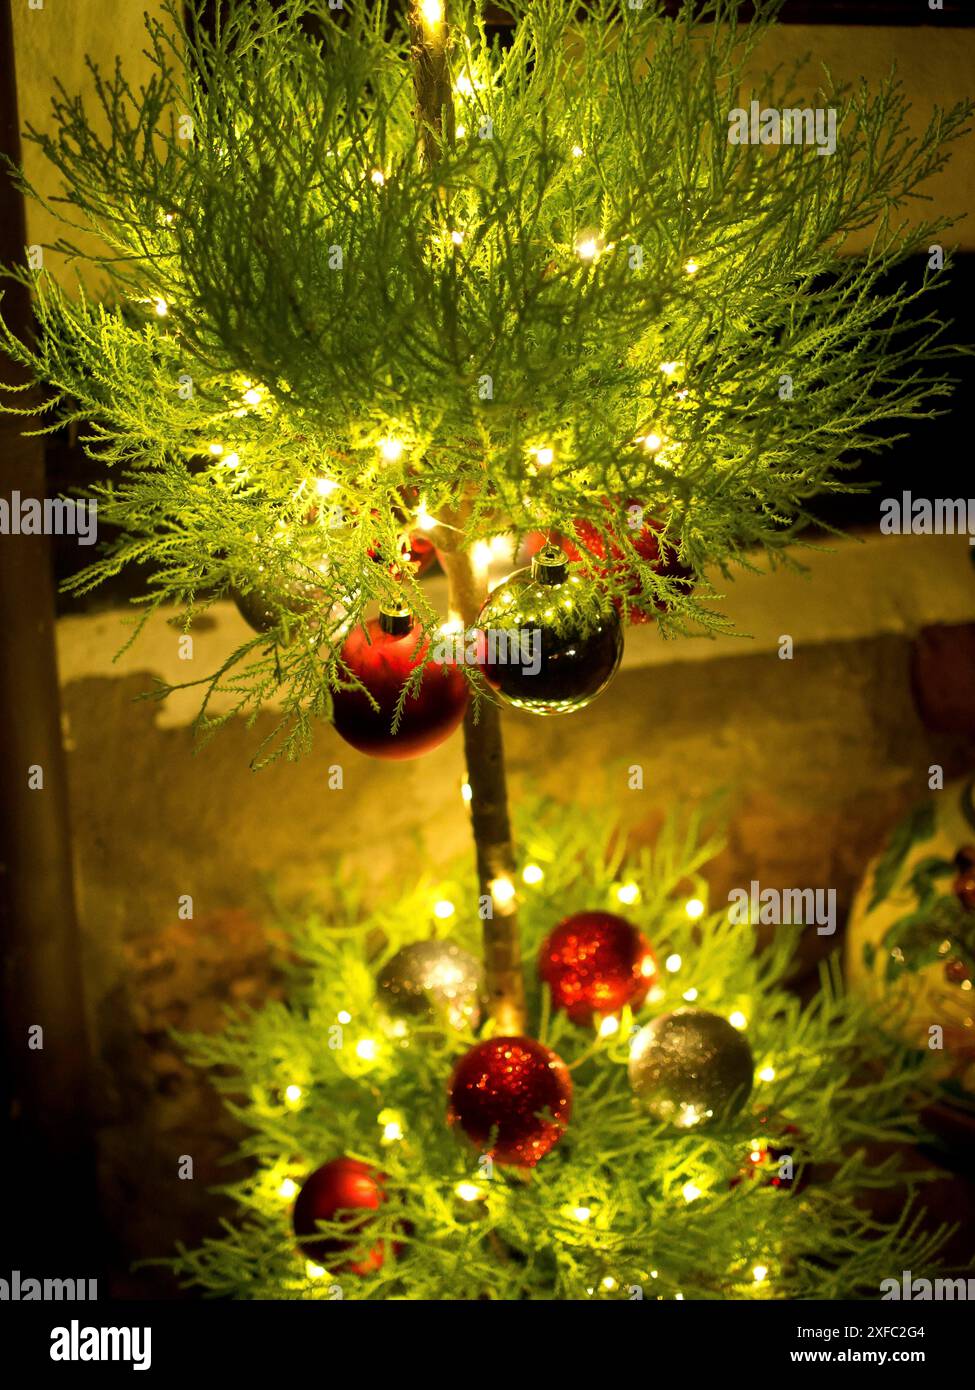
(475, 545, 622, 716)
(538, 911, 657, 1025)
(331, 613, 469, 759)
(231, 567, 329, 635)
(292, 1157, 387, 1273)
(447, 1036, 572, 1167)
(628, 1009, 754, 1130)
(377, 939, 483, 1034)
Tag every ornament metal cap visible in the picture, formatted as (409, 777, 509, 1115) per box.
(379, 603, 413, 636)
(531, 543, 569, 587)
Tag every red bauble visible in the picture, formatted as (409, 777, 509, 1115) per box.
(523, 505, 693, 624)
(292, 1157, 387, 1273)
(729, 1125, 809, 1194)
(538, 911, 657, 1025)
(331, 612, 468, 759)
(447, 1036, 572, 1167)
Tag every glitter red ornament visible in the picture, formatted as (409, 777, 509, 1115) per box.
(331, 607, 468, 759)
(729, 1125, 809, 1193)
(447, 1036, 572, 1167)
(292, 1156, 387, 1273)
(523, 504, 693, 624)
(953, 846, 975, 910)
(538, 911, 657, 1025)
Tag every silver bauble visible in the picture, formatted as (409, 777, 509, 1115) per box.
(377, 940, 483, 1034)
(628, 1008, 754, 1129)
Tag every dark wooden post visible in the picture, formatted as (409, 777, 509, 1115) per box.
(0, 0, 97, 1266)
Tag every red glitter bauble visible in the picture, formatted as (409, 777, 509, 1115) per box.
(331, 613, 468, 759)
(292, 1157, 387, 1273)
(729, 1125, 810, 1194)
(538, 911, 657, 1025)
(447, 1036, 572, 1167)
(523, 504, 693, 624)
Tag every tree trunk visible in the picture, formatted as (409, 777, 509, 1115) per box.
(439, 547, 527, 1034)
(408, 2, 527, 1032)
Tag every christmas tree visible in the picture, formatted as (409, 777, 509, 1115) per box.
(1, 0, 970, 1298)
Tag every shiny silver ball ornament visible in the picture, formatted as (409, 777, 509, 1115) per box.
(377, 940, 484, 1034)
(475, 544, 623, 716)
(628, 1008, 754, 1130)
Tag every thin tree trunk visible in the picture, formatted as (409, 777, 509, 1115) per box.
(439, 546, 527, 1034)
(408, 2, 527, 1032)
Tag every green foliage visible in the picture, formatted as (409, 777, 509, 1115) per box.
(165, 801, 949, 1300)
(1, 0, 970, 759)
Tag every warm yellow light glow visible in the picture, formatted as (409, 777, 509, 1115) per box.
(682, 987, 699, 1002)
(641, 432, 664, 453)
(222, 452, 240, 469)
(415, 500, 438, 531)
(571, 144, 584, 158)
(383, 1120, 403, 1142)
(305, 1261, 326, 1279)
(315, 477, 339, 497)
(684, 257, 700, 276)
(418, 0, 444, 28)
(601, 1276, 618, 1291)
(461, 781, 473, 804)
(576, 236, 599, 262)
(154, 297, 168, 317)
(681, 1181, 701, 1203)
(472, 540, 492, 569)
(729, 1010, 747, 1030)
(378, 436, 404, 462)
(455, 1181, 483, 1202)
(758, 1065, 776, 1083)
(675, 1293, 684, 1301)
(455, 124, 467, 139)
(243, 387, 262, 406)
(532, 445, 554, 467)
(369, 168, 386, 187)
(278, 1178, 298, 1199)
(355, 1038, 378, 1061)
(451, 229, 465, 246)
(660, 360, 681, 377)
(208, 442, 223, 456)
(490, 876, 516, 907)
(337, 1010, 351, 1025)
(753, 1264, 768, 1283)
(665, 953, 682, 973)
(598, 1015, 620, 1038)
(684, 897, 705, 920)
(522, 863, 544, 886)
(615, 882, 640, 906)
(433, 899, 455, 920)
(572, 1206, 592, 1223)
(284, 1084, 303, 1107)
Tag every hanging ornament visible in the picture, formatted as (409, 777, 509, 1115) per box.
(628, 1009, 754, 1130)
(231, 567, 329, 635)
(729, 1124, 809, 1193)
(522, 504, 693, 625)
(377, 939, 483, 1034)
(331, 606, 468, 759)
(952, 846, 975, 910)
(292, 1157, 388, 1274)
(447, 1036, 572, 1167)
(538, 911, 657, 1025)
(475, 544, 622, 716)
